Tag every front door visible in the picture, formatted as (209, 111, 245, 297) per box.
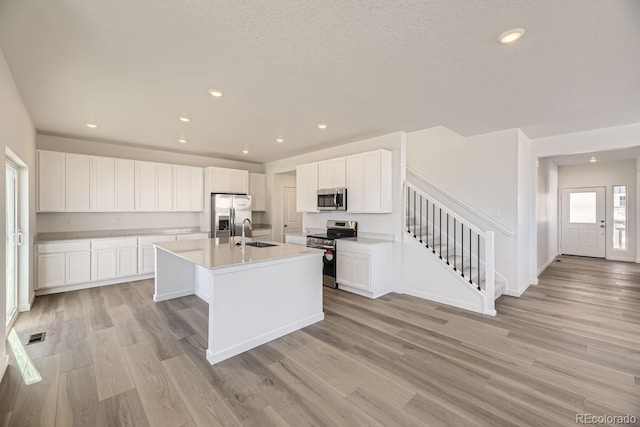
(282, 186, 301, 240)
(561, 187, 606, 258)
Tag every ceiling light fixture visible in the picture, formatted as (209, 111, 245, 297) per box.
(499, 28, 525, 44)
(208, 89, 224, 98)
(179, 116, 191, 123)
(242, 148, 249, 154)
(317, 123, 328, 130)
(86, 122, 98, 128)
(179, 138, 187, 144)
(590, 156, 597, 163)
(276, 137, 284, 143)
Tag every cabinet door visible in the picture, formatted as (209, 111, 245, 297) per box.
(37, 151, 66, 211)
(156, 163, 173, 211)
(135, 161, 157, 211)
(138, 245, 155, 274)
(212, 168, 231, 193)
(65, 154, 91, 211)
(337, 251, 370, 290)
(117, 247, 138, 277)
(173, 165, 191, 211)
(346, 155, 364, 212)
(37, 253, 66, 289)
(115, 159, 135, 211)
(66, 251, 91, 284)
(190, 167, 204, 211)
(318, 158, 345, 189)
(296, 163, 318, 212)
(249, 173, 266, 211)
(91, 249, 118, 281)
(91, 156, 115, 211)
(363, 151, 381, 212)
(230, 169, 249, 194)
(336, 252, 351, 286)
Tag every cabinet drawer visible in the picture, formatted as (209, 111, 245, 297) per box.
(138, 235, 177, 246)
(336, 240, 371, 255)
(38, 241, 91, 254)
(91, 238, 138, 249)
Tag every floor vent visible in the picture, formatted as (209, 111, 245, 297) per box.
(27, 332, 46, 345)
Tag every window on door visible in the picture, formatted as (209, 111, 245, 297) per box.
(569, 192, 597, 224)
(613, 185, 627, 250)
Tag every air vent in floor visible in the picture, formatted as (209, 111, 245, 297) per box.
(27, 332, 46, 345)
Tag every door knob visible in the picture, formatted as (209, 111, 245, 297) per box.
(600, 225, 605, 228)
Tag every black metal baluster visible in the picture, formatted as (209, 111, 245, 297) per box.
(453, 218, 457, 271)
(425, 200, 429, 248)
(460, 224, 465, 277)
(432, 203, 436, 254)
(412, 190, 416, 238)
(439, 208, 442, 259)
(477, 234, 481, 290)
(469, 228, 473, 284)
(446, 213, 450, 265)
(419, 195, 423, 243)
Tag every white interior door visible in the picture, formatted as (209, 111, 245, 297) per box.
(6, 161, 19, 326)
(561, 187, 606, 258)
(282, 186, 301, 240)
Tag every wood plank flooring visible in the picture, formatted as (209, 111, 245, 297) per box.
(1, 255, 639, 426)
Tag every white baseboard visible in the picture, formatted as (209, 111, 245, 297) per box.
(153, 288, 194, 302)
(193, 288, 210, 304)
(636, 259, 640, 264)
(206, 312, 324, 365)
(537, 254, 558, 276)
(0, 355, 8, 383)
(35, 274, 154, 296)
(606, 256, 636, 262)
(403, 288, 484, 315)
(503, 282, 531, 297)
(18, 292, 36, 311)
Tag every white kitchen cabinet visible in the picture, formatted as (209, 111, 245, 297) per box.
(285, 234, 307, 246)
(346, 149, 392, 213)
(249, 173, 266, 211)
(37, 150, 66, 212)
(318, 157, 346, 189)
(65, 154, 91, 212)
(115, 159, 135, 211)
(174, 165, 204, 211)
(249, 228, 272, 241)
(211, 167, 249, 194)
(91, 249, 118, 281)
(117, 246, 138, 277)
(91, 238, 138, 280)
(91, 156, 116, 211)
(336, 239, 393, 298)
(135, 161, 158, 211)
(138, 235, 177, 274)
(37, 240, 91, 289)
(156, 163, 173, 211)
(230, 169, 249, 194)
(296, 162, 318, 212)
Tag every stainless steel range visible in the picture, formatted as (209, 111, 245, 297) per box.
(306, 220, 358, 288)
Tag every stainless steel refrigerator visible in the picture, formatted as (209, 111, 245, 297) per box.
(210, 193, 252, 239)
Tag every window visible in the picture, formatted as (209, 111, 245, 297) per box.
(569, 192, 597, 224)
(613, 185, 627, 250)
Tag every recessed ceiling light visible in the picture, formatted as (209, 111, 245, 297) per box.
(317, 123, 328, 130)
(242, 148, 249, 154)
(208, 89, 224, 98)
(499, 28, 525, 44)
(276, 137, 284, 143)
(178, 138, 187, 144)
(179, 116, 191, 123)
(590, 156, 597, 163)
(86, 123, 98, 128)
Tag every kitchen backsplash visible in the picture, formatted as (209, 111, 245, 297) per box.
(37, 212, 201, 233)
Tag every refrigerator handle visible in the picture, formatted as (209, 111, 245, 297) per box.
(231, 208, 236, 237)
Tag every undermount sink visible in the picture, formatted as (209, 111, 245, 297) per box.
(241, 241, 278, 248)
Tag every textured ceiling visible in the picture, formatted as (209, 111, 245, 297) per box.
(1, 0, 639, 163)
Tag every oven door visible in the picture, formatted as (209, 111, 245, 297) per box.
(306, 239, 338, 288)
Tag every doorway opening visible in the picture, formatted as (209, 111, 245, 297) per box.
(5, 159, 21, 328)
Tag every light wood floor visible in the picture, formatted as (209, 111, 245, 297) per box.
(1, 255, 639, 426)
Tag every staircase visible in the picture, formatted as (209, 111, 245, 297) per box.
(404, 181, 505, 315)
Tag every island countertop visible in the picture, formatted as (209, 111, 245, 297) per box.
(154, 238, 323, 270)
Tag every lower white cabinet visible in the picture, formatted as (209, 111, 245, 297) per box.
(37, 241, 91, 289)
(249, 228, 272, 241)
(336, 239, 392, 298)
(37, 253, 66, 289)
(285, 234, 306, 246)
(91, 249, 118, 281)
(91, 238, 138, 281)
(138, 235, 177, 275)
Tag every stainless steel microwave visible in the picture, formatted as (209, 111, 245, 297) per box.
(317, 188, 347, 211)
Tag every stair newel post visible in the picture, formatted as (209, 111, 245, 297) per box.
(453, 218, 457, 271)
(432, 203, 436, 254)
(468, 228, 473, 285)
(484, 231, 496, 315)
(419, 194, 423, 243)
(446, 213, 450, 265)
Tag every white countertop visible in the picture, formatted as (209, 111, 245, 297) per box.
(342, 236, 393, 245)
(154, 238, 323, 270)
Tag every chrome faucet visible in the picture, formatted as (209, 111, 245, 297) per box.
(241, 218, 252, 248)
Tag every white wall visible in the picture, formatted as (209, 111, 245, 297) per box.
(36, 134, 263, 233)
(0, 48, 37, 379)
(558, 159, 637, 262)
(536, 158, 559, 273)
(266, 173, 296, 242)
(517, 130, 535, 289)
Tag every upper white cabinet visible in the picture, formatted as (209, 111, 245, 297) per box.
(173, 165, 204, 212)
(296, 163, 319, 212)
(156, 163, 173, 211)
(91, 156, 116, 211)
(37, 150, 66, 212)
(65, 154, 91, 211)
(318, 157, 346, 189)
(249, 173, 266, 211)
(346, 150, 392, 213)
(210, 167, 248, 194)
(115, 159, 135, 211)
(135, 161, 158, 211)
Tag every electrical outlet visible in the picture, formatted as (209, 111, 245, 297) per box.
(65, 218, 72, 225)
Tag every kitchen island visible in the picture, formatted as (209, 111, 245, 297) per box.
(153, 239, 324, 364)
